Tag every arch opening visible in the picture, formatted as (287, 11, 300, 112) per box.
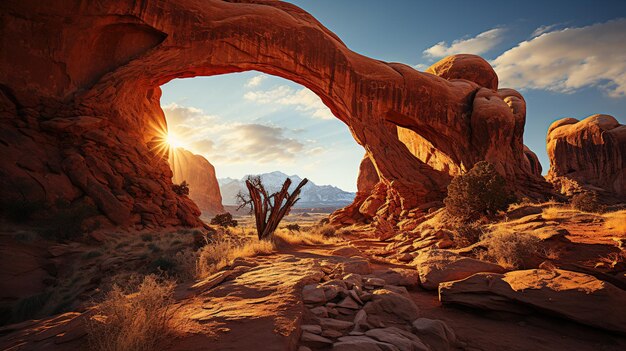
(157, 71, 365, 221)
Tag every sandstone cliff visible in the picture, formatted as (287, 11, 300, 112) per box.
(547, 114, 626, 200)
(169, 148, 224, 216)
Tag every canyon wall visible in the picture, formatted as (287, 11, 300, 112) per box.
(169, 148, 224, 216)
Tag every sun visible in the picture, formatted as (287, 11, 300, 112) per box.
(166, 132, 183, 149)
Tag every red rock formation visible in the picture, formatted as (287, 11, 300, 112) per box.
(425, 54, 498, 91)
(330, 154, 379, 224)
(547, 114, 626, 199)
(0, 0, 554, 228)
(169, 148, 224, 216)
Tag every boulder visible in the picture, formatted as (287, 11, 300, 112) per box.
(303, 284, 327, 304)
(319, 318, 354, 332)
(366, 289, 420, 322)
(546, 114, 626, 199)
(301, 331, 333, 347)
(439, 269, 626, 334)
(365, 327, 429, 351)
(411, 318, 457, 351)
(334, 336, 400, 351)
(415, 249, 505, 290)
(338, 259, 372, 276)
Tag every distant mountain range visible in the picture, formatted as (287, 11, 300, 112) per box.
(218, 171, 355, 208)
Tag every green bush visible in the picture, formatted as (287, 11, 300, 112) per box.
(210, 212, 238, 227)
(444, 161, 513, 222)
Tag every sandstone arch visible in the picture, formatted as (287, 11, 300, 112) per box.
(0, 0, 552, 228)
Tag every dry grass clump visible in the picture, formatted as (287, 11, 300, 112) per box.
(541, 206, 562, 220)
(273, 226, 340, 246)
(604, 210, 626, 236)
(480, 229, 541, 270)
(87, 275, 176, 351)
(195, 237, 274, 278)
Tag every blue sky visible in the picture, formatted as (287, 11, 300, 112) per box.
(161, 0, 626, 192)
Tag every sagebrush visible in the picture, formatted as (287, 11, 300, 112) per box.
(481, 229, 540, 269)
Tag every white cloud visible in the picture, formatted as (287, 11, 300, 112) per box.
(493, 18, 626, 97)
(162, 102, 217, 126)
(245, 75, 266, 88)
(413, 63, 429, 71)
(244, 85, 334, 120)
(163, 103, 322, 163)
(423, 27, 506, 58)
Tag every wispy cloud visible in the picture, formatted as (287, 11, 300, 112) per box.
(245, 75, 267, 88)
(423, 27, 506, 59)
(530, 24, 561, 38)
(163, 103, 324, 163)
(493, 18, 626, 97)
(244, 85, 334, 120)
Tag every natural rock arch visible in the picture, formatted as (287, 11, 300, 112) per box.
(0, 0, 552, 228)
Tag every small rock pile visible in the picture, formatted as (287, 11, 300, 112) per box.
(298, 258, 459, 351)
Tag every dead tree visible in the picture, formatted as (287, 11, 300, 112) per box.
(236, 175, 308, 240)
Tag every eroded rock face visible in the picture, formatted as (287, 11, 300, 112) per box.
(415, 249, 505, 290)
(0, 0, 554, 227)
(439, 269, 626, 334)
(547, 114, 626, 199)
(169, 148, 224, 216)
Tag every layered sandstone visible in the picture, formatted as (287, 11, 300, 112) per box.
(0, 0, 554, 227)
(546, 114, 626, 199)
(169, 148, 224, 216)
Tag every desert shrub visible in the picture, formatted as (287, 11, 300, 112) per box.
(570, 191, 605, 213)
(319, 218, 330, 225)
(87, 275, 176, 351)
(444, 161, 513, 222)
(141, 233, 154, 242)
(210, 212, 238, 227)
(336, 228, 352, 236)
(451, 222, 485, 248)
(481, 229, 541, 269)
(314, 224, 337, 238)
(195, 238, 274, 278)
(285, 223, 301, 232)
(172, 181, 190, 196)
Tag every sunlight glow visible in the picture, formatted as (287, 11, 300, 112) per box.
(166, 133, 183, 149)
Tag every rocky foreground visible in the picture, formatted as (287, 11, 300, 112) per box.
(1, 206, 625, 351)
